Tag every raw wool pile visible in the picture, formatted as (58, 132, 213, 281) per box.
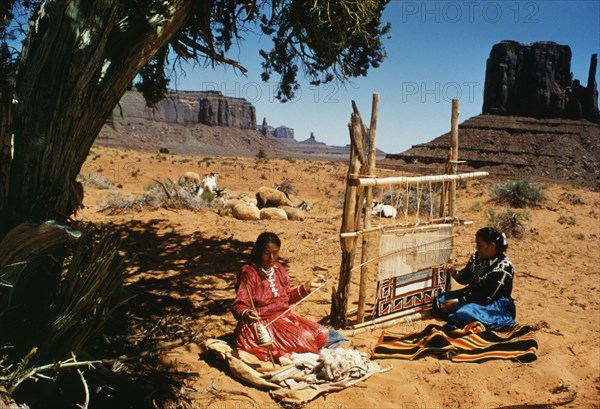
(309, 348, 372, 381)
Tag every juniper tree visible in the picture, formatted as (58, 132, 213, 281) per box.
(0, 0, 390, 236)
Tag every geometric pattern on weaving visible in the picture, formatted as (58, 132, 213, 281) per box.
(375, 224, 453, 318)
(376, 266, 447, 317)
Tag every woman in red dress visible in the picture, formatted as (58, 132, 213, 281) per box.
(232, 232, 329, 361)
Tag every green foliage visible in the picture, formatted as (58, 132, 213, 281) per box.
(491, 179, 545, 208)
(487, 207, 530, 239)
(259, 1, 390, 101)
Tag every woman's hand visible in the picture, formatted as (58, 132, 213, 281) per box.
(447, 268, 460, 280)
(304, 274, 327, 293)
(243, 310, 261, 323)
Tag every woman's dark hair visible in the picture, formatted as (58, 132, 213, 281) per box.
(476, 227, 508, 253)
(249, 232, 281, 263)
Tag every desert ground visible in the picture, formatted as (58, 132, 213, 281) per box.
(75, 145, 600, 409)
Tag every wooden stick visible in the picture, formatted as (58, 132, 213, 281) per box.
(341, 309, 432, 336)
(340, 221, 456, 238)
(351, 306, 430, 329)
(352, 171, 488, 187)
(449, 99, 459, 218)
(358, 93, 379, 323)
(264, 280, 328, 328)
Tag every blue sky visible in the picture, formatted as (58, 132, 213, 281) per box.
(175, 1, 600, 154)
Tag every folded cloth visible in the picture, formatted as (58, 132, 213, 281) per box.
(372, 321, 538, 363)
(433, 293, 517, 330)
(324, 328, 347, 348)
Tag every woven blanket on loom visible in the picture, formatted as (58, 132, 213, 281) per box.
(372, 321, 538, 363)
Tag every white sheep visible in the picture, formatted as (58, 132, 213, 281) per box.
(256, 187, 294, 209)
(279, 205, 305, 221)
(371, 201, 397, 218)
(231, 202, 260, 220)
(178, 171, 201, 193)
(201, 172, 219, 193)
(259, 207, 288, 220)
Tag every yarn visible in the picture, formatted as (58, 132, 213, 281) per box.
(311, 348, 370, 381)
(256, 322, 273, 347)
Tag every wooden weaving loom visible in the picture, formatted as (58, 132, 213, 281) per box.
(330, 95, 488, 332)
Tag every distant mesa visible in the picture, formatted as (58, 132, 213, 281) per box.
(483, 41, 599, 122)
(98, 90, 378, 160)
(385, 41, 599, 189)
(259, 118, 295, 139)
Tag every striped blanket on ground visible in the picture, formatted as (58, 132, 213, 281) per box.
(372, 321, 538, 363)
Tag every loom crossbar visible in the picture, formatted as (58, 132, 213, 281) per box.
(352, 171, 488, 187)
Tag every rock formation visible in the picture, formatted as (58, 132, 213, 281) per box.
(271, 126, 295, 139)
(105, 90, 256, 129)
(384, 41, 600, 188)
(258, 118, 294, 139)
(383, 114, 599, 188)
(483, 41, 599, 123)
(98, 90, 371, 160)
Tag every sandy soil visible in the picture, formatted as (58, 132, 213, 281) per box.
(76, 145, 600, 409)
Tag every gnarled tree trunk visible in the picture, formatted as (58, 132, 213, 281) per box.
(0, 0, 192, 238)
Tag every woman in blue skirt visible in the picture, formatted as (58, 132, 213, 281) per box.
(432, 227, 516, 329)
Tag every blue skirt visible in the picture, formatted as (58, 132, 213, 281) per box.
(434, 294, 516, 330)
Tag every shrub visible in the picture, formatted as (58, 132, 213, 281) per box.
(256, 147, 268, 162)
(159, 147, 170, 154)
(276, 179, 298, 196)
(487, 207, 530, 239)
(77, 172, 113, 189)
(557, 215, 576, 225)
(491, 179, 544, 208)
(100, 180, 218, 214)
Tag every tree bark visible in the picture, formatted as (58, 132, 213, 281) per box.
(0, 0, 193, 237)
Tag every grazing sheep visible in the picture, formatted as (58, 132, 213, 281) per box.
(256, 187, 294, 209)
(259, 207, 288, 220)
(201, 172, 219, 193)
(279, 206, 305, 221)
(178, 171, 201, 193)
(231, 203, 261, 221)
(371, 201, 398, 218)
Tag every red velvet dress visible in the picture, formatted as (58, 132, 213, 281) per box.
(232, 262, 329, 361)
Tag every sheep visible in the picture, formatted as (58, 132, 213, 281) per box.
(259, 207, 288, 220)
(178, 171, 201, 193)
(279, 206, 305, 221)
(371, 201, 398, 218)
(256, 187, 294, 209)
(231, 202, 261, 220)
(201, 172, 219, 193)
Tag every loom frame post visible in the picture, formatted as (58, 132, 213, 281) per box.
(357, 93, 379, 324)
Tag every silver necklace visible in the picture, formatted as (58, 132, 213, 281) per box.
(261, 266, 279, 297)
